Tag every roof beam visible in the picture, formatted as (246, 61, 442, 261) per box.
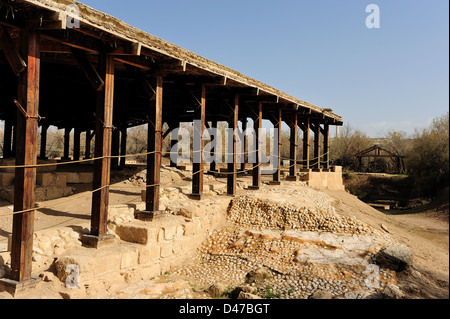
(70, 48, 104, 91)
(0, 25, 27, 75)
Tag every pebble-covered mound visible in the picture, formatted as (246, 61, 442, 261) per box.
(172, 189, 397, 299)
(228, 195, 381, 236)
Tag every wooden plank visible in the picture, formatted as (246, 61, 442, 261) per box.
(3, 119, 13, 158)
(84, 130, 92, 159)
(241, 119, 247, 172)
(302, 118, 310, 169)
(192, 84, 206, 198)
(111, 128, 120, 168)
(120, 127, 127, 167)
(0, 25, 27, 76)
(90, 54, 115, 237)
(289, 113, 298, 177)
(62, 127, 71, 160)
(313, 121, 321, 170)
(11, 26, 40, 283)
(209, 120, 218, 172)
(73, 127, 81, 161)
(250, 101, 262, 189)
(145, 75, 163, 212)
(322, 124, 330, 170)
(39, 124, 49, 159)
(272, 107, 282, 183)
(227, 95, 239, 195)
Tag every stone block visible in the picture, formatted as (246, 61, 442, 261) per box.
(0, 173, 14, 187)
(36, 173, 67, 187)
(120, 248, 139, 270)
(64, 172, 93, 184)
(160, 242, 173, 258)
(176, 225, 185, 238)
(115, 222, 159, 245)
(163, 225, 177, 241)
(172, 239, 183, 255)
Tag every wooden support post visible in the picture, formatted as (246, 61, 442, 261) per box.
(73, 127, 81, 161)
(170, 125, 178, 168)
(313, 121, 321, 171)
(111, 128, 120, 168)
(302, 118, 310, 171)
(191, 84, 206, 200)
(227, 95, 239, 196)
(39, 124, 49, 160)
(3, 119, 13, 158)
(5, 26, 40, 290)
(120, 127, 127, 167)
(62, 127, 71, 161)
(84, 130, 92, 159)
(249, 102, 262, 190)
(136, 75, 163, 221)
(12, 125, 17, 157)
(209, 120, 218, 172)
(287, 113, 298, 180)
(240, 119, 247, 173)
(323, 124, 330, 171)
(269, 108, 282, 185)
(82, 54, 115, 248)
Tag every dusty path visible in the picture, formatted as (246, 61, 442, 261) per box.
(324, 189, 449, 298)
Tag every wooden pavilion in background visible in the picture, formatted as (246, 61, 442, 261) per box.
(355, 145, 406, 174)
(0, 0, 343, 293)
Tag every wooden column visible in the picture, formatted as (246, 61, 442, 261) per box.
(270, 108, 282, 185)
(302, 118, 310, 170)
(227, 95, 239, 196)
(209, 120, 218, 172)
(73, 127, 81, 161)
(84, 130, 92, 159)
(39, 124, 49, 160)
(82, 54, 115, 247)
(313, 121, 321, 171)
(323, 124, 330, 170)
(191, 84, 206, 199)
(62, 127, 71, 161)
(169, 124, 178, 168)
(3, 119, 13, 158)
(120, 127, 127, 167)
(9, 26, 40, 285)
(136, 75, 163, 220)
(240, 119, 247, 173)
(249, 101, 262, 190)
(287, 113, 298, 180)
(111, 128, 120, 168)
(12, 125, 17, 157)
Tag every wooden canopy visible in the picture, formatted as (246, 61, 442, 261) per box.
(0, 0, 343, 131)
(0, 0, 343, 292)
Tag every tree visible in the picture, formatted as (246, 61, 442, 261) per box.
(406, 112, 449, 198)
(330, 124, 372, 170)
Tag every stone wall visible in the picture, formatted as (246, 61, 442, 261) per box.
(300, 167, 345, 191)
(49, 199, 229, 290)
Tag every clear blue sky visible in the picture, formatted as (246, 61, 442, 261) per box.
(81, 0, 449, 137)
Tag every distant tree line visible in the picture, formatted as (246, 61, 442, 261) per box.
(330, 112, 449, 199)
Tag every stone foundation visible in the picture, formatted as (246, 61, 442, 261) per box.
(300, 166, 345, 191)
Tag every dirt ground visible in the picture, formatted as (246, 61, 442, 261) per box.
(0, 164, 448, 299)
